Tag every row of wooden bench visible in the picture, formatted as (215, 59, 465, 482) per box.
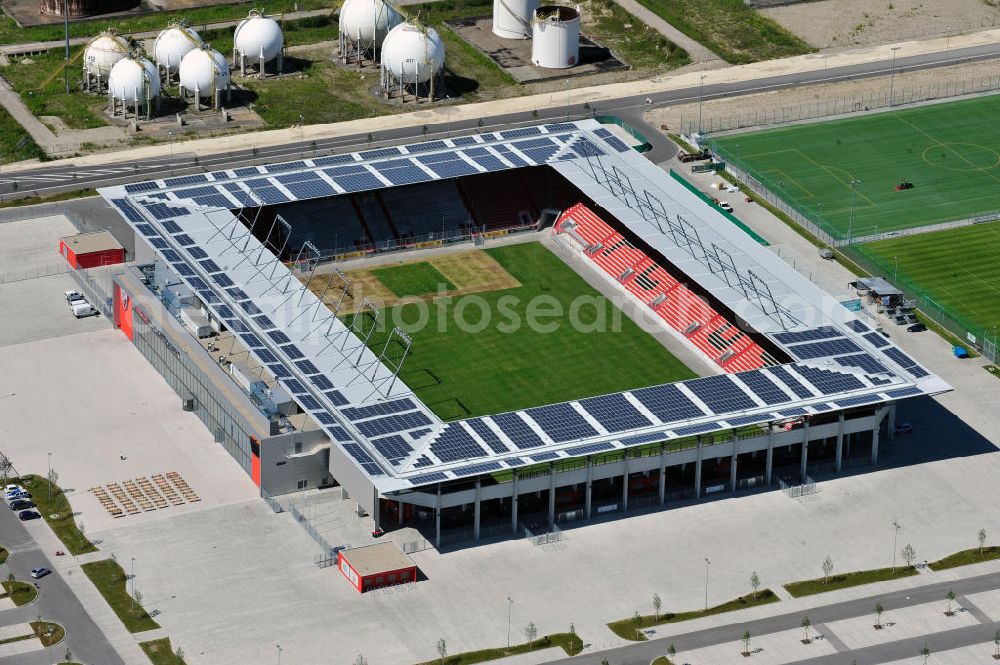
(90, 472, 200, 519)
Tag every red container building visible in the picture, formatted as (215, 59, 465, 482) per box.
(337, 542, 417, 593)
(60, 231, 124, 269)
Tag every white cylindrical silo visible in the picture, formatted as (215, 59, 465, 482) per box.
(153, 22, 203, 79)
(531, 5, 580, 69)
(339, 0, 402, 63)
(107, 54, 160, 119)
(492, 0, 537, 39)
(233, 10, 284, 76)
(83, 29, 131, 91)
(179, 45, 231, 110)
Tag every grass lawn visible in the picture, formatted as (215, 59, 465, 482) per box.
(1, 580, 38, 606)
(928, 546, 1000, 571)
(141, 637, 187, 665)
(0, 106, 45, 164)
(361, 242, 696, 420)
(30, 621, 65, 647)
(0, 546, 7, 565)
(783, 566, 918, 598)
(373, 262, 456, 298)
(580, 0, 689, 70)
(414, 632, 583, 664)
(1, 47, 109, 130)
(10, 475, 96, 555)
(713, 95, 1000, 239)
(651, 659, 676, 665)
(855, 223, 1000, 340)
(0, 0, 329, 45)
(630, 0, 811, 63)
(81, 559, 160, 633)
(608, 590, 779, 641)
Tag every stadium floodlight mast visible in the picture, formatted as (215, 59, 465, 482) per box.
(704, 557, 710, 610)
(891, 520, 901, 574)
(889, 47, 902, 107)
(892, 256, 900, 285)
(698, 73, 707, 134)
(847, 179, 862, 244)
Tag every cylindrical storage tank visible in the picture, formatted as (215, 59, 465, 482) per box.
(40, 0, 97, 17)
(234, 11, 284, 63)
(179, 45, 230, 98)
(492, 0, 537, 39)
(381, 21, 445, 85)
(108, 55, 159, 103)
(339, 0, 403, 51)
(531, 5, 579, 69)
(153, 23, 203, 75)
(84, 30, 131, 80)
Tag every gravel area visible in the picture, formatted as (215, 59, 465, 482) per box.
(647, 59, 1000, 136)
(761, 0, 1000, 50)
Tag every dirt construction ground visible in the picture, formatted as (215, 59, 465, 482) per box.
(762, 0, 1000, 49)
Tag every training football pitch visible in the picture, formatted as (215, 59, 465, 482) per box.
(357, 242, 697, 421)
(857, 223, 1000, 339)
(713, 95, 1000, 239)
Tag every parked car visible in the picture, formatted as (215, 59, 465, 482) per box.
(8, 499, 34, 511)
(894, 422, 914, 435)
(71, 301, 99, 318)
(3, 484, 25, 494)
(29, 567, 51, 579)
(907, 323, 927, 333)
(4, 488, 30, 501)
(17, 510, 41, 521)
(64, 290, 85, 304)
(718, 201, 734, 213)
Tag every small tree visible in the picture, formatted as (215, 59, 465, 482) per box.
(822, 555, 834, 584)
(6, 571, 14, 587)
(632, 610, 642, 640)
(175, 646, 185, 663)
(874, 602, 884, 629)
(750, 571, 761, 600)
(667, 643, 677, 663)
(801, 616, 812, 643)
(980, 528, 988, 556)
(945, 589, 956, 616)
(742, 630, 751, 656)
(436, 638, 447, 664)
(993, 628, 1000, 659)
(920, 641, 931, 664)
(131, 588, 143, 613)
(568, 623, 577, 655)
(47, 468, 59, 490)
(901, 543, 917, 569)
(524, 622, 537, 650)
(64, 647, 72, 663)
(354, 655, 368, 665)
(652, 592, 662, 621)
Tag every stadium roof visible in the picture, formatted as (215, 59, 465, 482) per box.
(99, 119, 950, 493)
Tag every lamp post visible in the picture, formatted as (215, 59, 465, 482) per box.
(892, 256, 900, 285)
(129, 557, 136, 610)
(168, 132, 175, 176)
(848, 179, 861, 244)
(276, 644, 282, 665)
(698, 74, 707, 134)
(298, 114, 304, 158)
(704, 557, 710, 611)
(506, 596, 513, 649)
(889, 47, 901, 107)
(891, 521, 901, 574)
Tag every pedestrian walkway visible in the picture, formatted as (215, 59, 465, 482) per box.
(609, 0, 723, 64)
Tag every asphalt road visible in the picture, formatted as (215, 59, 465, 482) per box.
(553, 571, 1000, 665)
(2, 41, 999, 202)
(0, 499, 125, 665)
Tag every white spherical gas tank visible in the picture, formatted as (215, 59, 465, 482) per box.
(153, 24, 203, 74)
(108, 55, 160, 103)
(381, 22, 445, 84)
(179, 46, 230, 95)
(84, 30, 131, 78)
(340, 0, 402, 48)
(234, 12, 284, 62)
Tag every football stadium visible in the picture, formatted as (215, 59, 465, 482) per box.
(98, 119, 950, 549)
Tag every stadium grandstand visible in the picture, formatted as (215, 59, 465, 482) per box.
(99, 119, 950, 546)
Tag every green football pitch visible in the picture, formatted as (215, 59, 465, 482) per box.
(357, 242, 697, 421)
(857, 222, 1000, 339)
(713, 95, 1000, 239)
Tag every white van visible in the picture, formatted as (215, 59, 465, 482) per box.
(72, 301, 99, 318)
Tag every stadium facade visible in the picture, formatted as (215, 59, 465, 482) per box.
(99, 119, 950, 546)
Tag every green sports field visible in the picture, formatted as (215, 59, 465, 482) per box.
(856, 223, 1000, 339)
(357, 242, 697, 421)
(713, 95, 1000, 239)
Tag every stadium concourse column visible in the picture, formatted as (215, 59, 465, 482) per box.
(871, 416, 881, 464)
(585, 457, 594, 519)
(548, 463, 557, 526)
(694, 437, 703, 497)
(730, 435, 739, 493)
(621, 455, 629, 513)
(765, 429, 775, 486)
(799, 418, 811, 482)
(473, 477, 482, 541)
(511, 473, 519, 535)
(435, 484, 442, 549)
(658, 445, 667, 506)
(835, 414, 846, 472)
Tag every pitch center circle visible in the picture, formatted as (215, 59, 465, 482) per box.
(922, 143, 1000, 172)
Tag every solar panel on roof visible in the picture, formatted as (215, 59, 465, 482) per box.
(313, 154, 357, 166)
(187, 247, 208, 260)
(601, 135, 631, 153)
(125, 182, 159, 194)
(565, 441, 615, 456)
(504, 457, 526, 467)
(135, 223, 157, 237)
(164, 174, 208, 187)
(255, 348, 278, 364)
(278, 344, 303, 359)
(685, 375, 757, 413)
(282, 378, 306, 394)
(766, 366, 814, 399)
(469, 153, 507, 172)
(430, 424, 486, 462)
(793, 365, 864, 394)
(375, 159, 431, 186)
(863, 332, 890, 348)
(882, 347, 917, 368)
(406, 140, 447, 153)
(737, 370, 790, 406)
(328, 425, 352, 441)
(174, 234, 195, 246)
(295, 359, 320, 375)
(360, 147, 401, 160)
(148, 238, 168, 249)
(836, 395, 881, 408)
(297, 394, 322, 411)
(525, 403, 597, 442)
(246, 183, 289, 204)
(356, 412, 433, 437)
(620, 432, 666, 446)
(810, 403, 833, 412)
(409, 472, 448, 484)
(847, 320, 869, 333)
(466, 418, 509, 454)
(500, 127, 542, 139)
(269, 363, 292, 378)
(371, 435, 413, 464)
(886, 386, 922, 398)
(571, 139, 605, 158)
(199, 259, 221, 273)
(674, 422, 720, 436)
(493, 144, 528, 167)
(160, 249, 181, 262)
(315, 413, 337, 426)
(421, 157, 478, 179)
(727, 414, 771, 426)
(631, 384, 704, 422)
(517, 146, 560, 164)
(790, 338, 864, 359)
(492, 412, 545, 449)
(324, 389, 348, 406)
(275, 171, 321, 184)
(578, 393, 651, 432)
(342, 398, 416, 421)
(326, 170, 384, 192)
(234, 167, 261, 177)
(212, 274, 234, 287)
(238, 300, 262, 316)
(531, 452, 559, 462)
(907, 366, 929, 378)
(835, 353, 890, 375)
(310, 374, 335, 390)
(262, 161, 306, 173)
(544, 122, 577, 132)
(773, 326, 842, 344)
(453, 461, 502, 476)
(284, 180, 336, 199)
(342, 443, 384, 476)
(161, 220, 183, 233)
(450, 136, 478, 146)
(209, 171, 232, 181)
(174, 264, 195, 277)
(175, 185, 221, 198)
